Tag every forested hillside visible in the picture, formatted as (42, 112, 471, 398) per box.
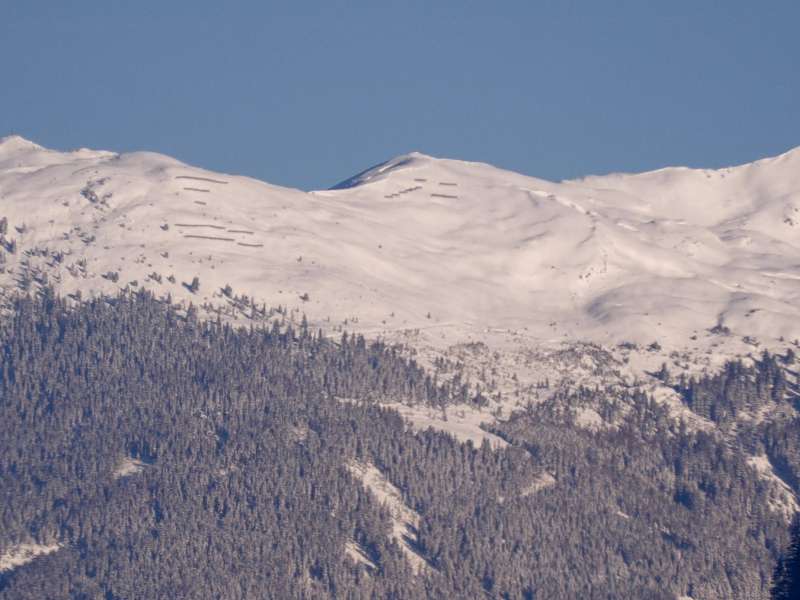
(0, 290, 798, 598)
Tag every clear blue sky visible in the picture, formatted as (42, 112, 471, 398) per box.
(2, 1, 798, 190)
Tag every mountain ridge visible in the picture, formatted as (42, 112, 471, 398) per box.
(1, 136, 799, 363)
(5, 133, 799, 188)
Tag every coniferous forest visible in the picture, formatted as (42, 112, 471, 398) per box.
(1, 289, 800, 598)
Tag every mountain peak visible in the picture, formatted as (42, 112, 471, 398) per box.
(752, 143, 800, 167)
(329, 152, 435, 190)
(0, 134, 44, 153)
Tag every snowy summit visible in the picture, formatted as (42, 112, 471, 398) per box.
(1, 136, 800, 355)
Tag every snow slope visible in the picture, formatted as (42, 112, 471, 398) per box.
(1, 135, 800, 397)
(346, 460, 428, 574)
(0, 543, 61, 573)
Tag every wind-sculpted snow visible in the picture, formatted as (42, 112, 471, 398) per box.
(1, 135, 799, 364)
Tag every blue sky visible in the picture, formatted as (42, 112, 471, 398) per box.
(2, 1, 798, 190)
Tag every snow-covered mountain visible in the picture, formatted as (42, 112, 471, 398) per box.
(2, 134, 799, 353)
(4, 134, 800, 597)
